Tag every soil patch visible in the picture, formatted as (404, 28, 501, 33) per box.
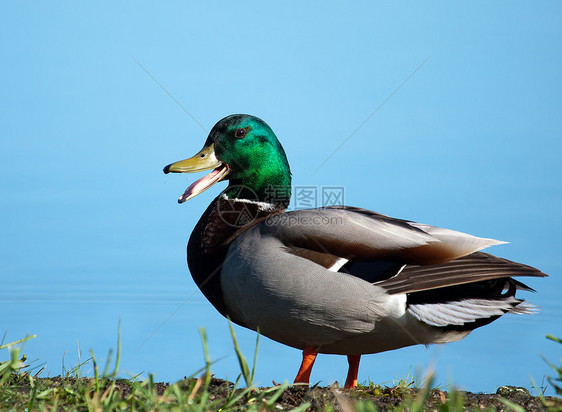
(10, 375, 562, 411)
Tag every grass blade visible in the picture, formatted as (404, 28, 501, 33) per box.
(199, 327, 212, 388)
(251, 328, 260, 384)
(0, 335, 36, 351)
(227, 319, 251, 387)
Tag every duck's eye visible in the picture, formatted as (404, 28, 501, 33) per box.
(234, 128, 247, 139)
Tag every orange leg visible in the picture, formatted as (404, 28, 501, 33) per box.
(294, 346, 318, 385)
(344, 354, 361, 389)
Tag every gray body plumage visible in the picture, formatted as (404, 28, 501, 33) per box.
(220, 206, 543, 355)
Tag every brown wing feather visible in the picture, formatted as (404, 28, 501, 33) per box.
(285, 246, 342, 269)
(269, 208, 503, 265)
(378, 252, 547, 295)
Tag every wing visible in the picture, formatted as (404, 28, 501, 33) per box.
(266, 206, 505, 265)
(264, 207, 546, 293)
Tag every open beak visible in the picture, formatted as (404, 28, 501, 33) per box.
(163, 143, 230, 203)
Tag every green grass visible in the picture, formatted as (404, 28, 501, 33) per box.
(543, 334, 562, 396)
(0, 329, 560, 411)
(0, 327, 309, 411)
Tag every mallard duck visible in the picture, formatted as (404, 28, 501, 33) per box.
(164, 114, 546, 388)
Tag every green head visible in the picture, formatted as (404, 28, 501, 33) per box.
(164, 114, 292, 205)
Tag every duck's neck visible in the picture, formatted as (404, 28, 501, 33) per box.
(187, 194, 286, 316)
(225, 175, 292, 208)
